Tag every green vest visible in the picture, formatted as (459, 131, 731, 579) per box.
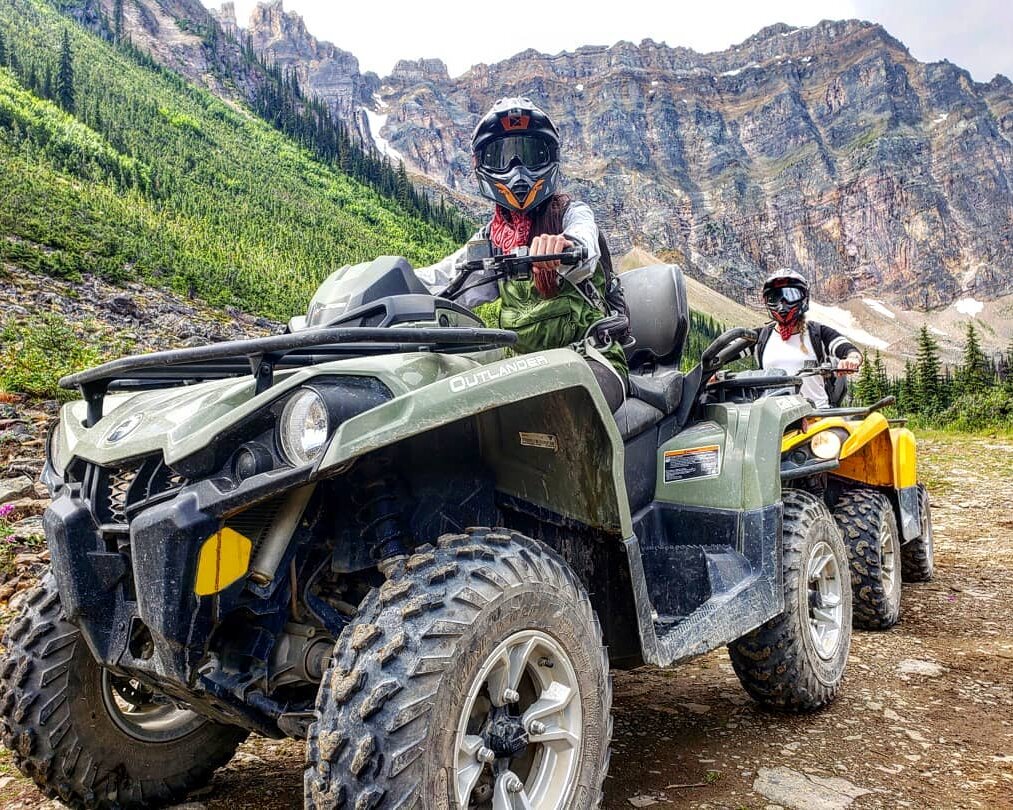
(472, 263, 629, 379)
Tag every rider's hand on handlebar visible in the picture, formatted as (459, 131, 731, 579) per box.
(530, 234, 572, 298)
(836, 351, 863, 375)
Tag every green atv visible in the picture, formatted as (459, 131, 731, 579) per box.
(0, 250, 853, 809)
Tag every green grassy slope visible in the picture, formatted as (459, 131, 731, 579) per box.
(0, 0, 460, 320)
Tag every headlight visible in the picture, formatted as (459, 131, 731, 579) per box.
(279, 389, 330, 466)
(810, 430, 843, 460)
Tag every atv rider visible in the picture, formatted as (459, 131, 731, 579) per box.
(751, 269, 863, 408)
(415, 97, 628, 411)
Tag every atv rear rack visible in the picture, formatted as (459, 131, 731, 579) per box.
(61, 327, 518, 426)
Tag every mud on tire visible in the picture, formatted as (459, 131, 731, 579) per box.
(728, 489, 852, 711)
(901, 483, 934, 583)
(834, 488, 902, 630)
(304, 527, 612, 809)
(0, 572, 247, 809)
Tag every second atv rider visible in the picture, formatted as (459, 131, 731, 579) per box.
(752, 269, 863, 408)
(416, 97, 629, 411)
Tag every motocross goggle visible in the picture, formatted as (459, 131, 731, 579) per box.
(763, 286, 806, 307)
(477, 135, 557, 172)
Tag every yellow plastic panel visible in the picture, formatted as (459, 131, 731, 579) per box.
(891, 427, 918, 489)
(840, 412, 890, 459)
(835, 431, 895, 486)
(195, 527, 252, 596)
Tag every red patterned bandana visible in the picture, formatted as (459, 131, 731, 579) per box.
(773, 308, 802, 341)
(489, 206, 532, 254)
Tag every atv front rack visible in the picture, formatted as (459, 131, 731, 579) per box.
(61, 327, 518, 426)
(814, 395, 896, 418)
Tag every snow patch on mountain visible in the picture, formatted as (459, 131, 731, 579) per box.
(863, 298, 896, 319)
(954, 298, 984, 316)
(808, 301, 889, 349)
(363, 109, 402, 161)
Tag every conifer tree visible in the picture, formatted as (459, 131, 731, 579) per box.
(852, 351, 874, 404)
(113, 0, 124, 43)
(915, 326, 942, 415)
(0, 30, 6, 66)
(57, 29, 75, 113)
(955, 322, 992, 396)
(898, 359, 917, 413)
(872, 351, 890, 402)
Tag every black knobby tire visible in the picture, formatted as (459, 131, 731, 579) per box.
(834, 488, 902, 630)
(728, 489, 852, 711)
(901, 483, 934, 583)
(304, 528, 612, 809)
(0, 572, 247, 809)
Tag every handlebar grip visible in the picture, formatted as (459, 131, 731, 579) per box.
(562, 243, 589, 265)
(701, 328, 758, 372)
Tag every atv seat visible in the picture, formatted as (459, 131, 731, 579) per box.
(614, 397, 664, 439)
(613, 263, 689, 439)
(622, 263, 689, 370)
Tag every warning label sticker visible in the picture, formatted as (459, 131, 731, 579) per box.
(664, 445, 722, 483)
(519, 432, 559, 451)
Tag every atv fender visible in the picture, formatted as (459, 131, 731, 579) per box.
(312, 349, 633, 535)
(829, 415, 921, 540)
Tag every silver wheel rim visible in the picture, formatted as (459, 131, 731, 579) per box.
(454, 630, 582, 809)
(880, 517, 899, 597)
(807, 540, 844, 661)
(101, 670, 206, 743)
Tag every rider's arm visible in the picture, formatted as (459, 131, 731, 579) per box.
(559, 201, 601, 284)
(413, 229, 484, 293)
(817, 323, 862, 370)
(818, 323, 860, 360)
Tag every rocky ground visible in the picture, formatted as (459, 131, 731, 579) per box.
(0, 268, 276, 603)
(0, 267, 276, 353)
(0, 422, 1009, 808)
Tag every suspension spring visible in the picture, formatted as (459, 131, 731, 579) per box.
(354, 457, 410, 564)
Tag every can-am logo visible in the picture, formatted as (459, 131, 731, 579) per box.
(449, 356, 549, 393)
(105, 414, 143, 444)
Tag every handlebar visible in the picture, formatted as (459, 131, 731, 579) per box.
(454, 241, 587, 275)
(442, 240, 588, 301)
(701, 328, 758, 374)
(797, 362, 858, 378)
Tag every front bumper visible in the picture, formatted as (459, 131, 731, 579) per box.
(45, 458, 311, 688)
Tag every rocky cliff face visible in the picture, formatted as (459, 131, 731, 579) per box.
(368, 20, 1013, 308)
(63, 0, 267, 102)
(60, 2, 1013, 309)
(244, 0, 375, 119)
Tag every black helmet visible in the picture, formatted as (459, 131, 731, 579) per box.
(762, 269, 809, 329)
(472, 97, 560, 212)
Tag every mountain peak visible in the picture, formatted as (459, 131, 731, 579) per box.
(210, 2, 237, 34)
(391, 58, 449, 83)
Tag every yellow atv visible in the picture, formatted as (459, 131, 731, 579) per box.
(780, 370, 934, 630)
(709, 362, 934, 631)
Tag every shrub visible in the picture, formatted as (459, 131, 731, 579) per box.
(0, 313, 104, 399)
(936, 387, 1013, 433)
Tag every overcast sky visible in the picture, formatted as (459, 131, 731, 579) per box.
(208, 0, 1012, 83)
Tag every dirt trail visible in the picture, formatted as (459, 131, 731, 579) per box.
(2, 433, 1011, 809)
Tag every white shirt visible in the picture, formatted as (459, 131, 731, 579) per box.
(761, 331, 828, 408)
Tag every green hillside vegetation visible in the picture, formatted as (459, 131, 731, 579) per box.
(54, 0, 472, 242)
(0, 0, 461, 320)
